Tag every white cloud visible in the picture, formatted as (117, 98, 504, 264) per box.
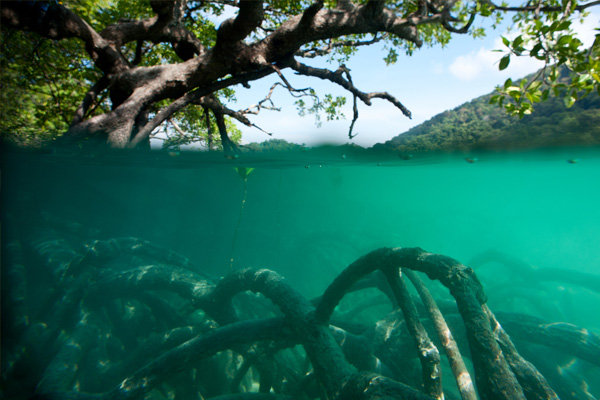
(448, 50, 486, 80)
(448, 41, 544, 81)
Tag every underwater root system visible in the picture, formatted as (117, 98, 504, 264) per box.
(2, 222, 599, 400)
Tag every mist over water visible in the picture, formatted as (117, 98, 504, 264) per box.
(2, 145, 599, 398)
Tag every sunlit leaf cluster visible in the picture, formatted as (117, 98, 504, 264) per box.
(295, 93, 347, 127)
(0, 29, 103, 146)
(488, 1, 599, 117)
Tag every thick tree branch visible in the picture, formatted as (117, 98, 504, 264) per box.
(364, 0, 387, 17)
(299, 1, 325, 27)
(197, 95, 253, 127)
(0, 1, 128, 74)
(100, 0, 205, 60)
(127, 67, 275, 148)
(442, 10, 476, 34)
(217, 1, 265, 45)
(9, 0, 593, 149)
(255, 3, 426, 64)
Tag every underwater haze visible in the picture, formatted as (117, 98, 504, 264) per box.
(2, 146, 600, 400)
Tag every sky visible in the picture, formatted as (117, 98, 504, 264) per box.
(216, 8, 599, 148)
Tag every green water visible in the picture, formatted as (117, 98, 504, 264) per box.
(2, 146, 599, 399)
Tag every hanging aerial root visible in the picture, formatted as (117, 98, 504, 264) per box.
(206, 268, 356, 398)
(36, 318, 292, 400)
(483, 305, 559, 400)
(206, 268, 436, 400)
(382, 268, 443, 399)
(10, 228, 592, 400)
(495, 311, 600, 367)
(469, 249, 600, 294)
(35, 318, 99, 395)
(404, 269, 477, 400)
(315, 247, 528, 400)
(81, 237, 198, 272)
(3, 241, 29, 334)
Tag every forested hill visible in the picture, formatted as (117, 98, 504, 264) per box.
(375, 87, 600, 152)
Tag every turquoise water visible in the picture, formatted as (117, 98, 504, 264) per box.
(2, 146, 599, 399)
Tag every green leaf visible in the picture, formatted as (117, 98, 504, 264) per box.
(564, 95, 576, 108)
(541, 89, 550, 101)
(529, 81, 543, 92)
(530, 43, 545, 60)
(513, 35, 524, 48)
(235, 167, 255, 180)
(557, 35, 572, 47)
(499, 54, 511, 71)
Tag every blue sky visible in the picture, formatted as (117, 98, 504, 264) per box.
(218, 9, 599, 148)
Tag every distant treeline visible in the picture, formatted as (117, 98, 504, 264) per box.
(242, 138, 307, 152)
(376, 87, 600, 152)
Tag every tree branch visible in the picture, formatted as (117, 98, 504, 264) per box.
(290, 59, 412, 118)
(213, 109, 236, 155)
(127, 67, 276, 147)
(299, 1, 325, 28)
(71, 76, 110, 127)
(489, 0, 600, 12)
(216, 1, 265, 45)
(204, 107, 214, 150)
(442, 10, 476, 34)
(100, 0, 205, 61)
(296, 34, 389, 58)
(0, 1, 128, 74)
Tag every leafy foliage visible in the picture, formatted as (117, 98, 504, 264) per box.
(0, 29, 102, 147)
(0, 0, 237, 149)
(0, 0, 598, 149)
(295, 93, 347, 126)
(489, 2, 600, 117)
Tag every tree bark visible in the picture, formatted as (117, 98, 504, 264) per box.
(0, 1, 449, 148)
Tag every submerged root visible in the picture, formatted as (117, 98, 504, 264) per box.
(2, 223, 599, 400)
